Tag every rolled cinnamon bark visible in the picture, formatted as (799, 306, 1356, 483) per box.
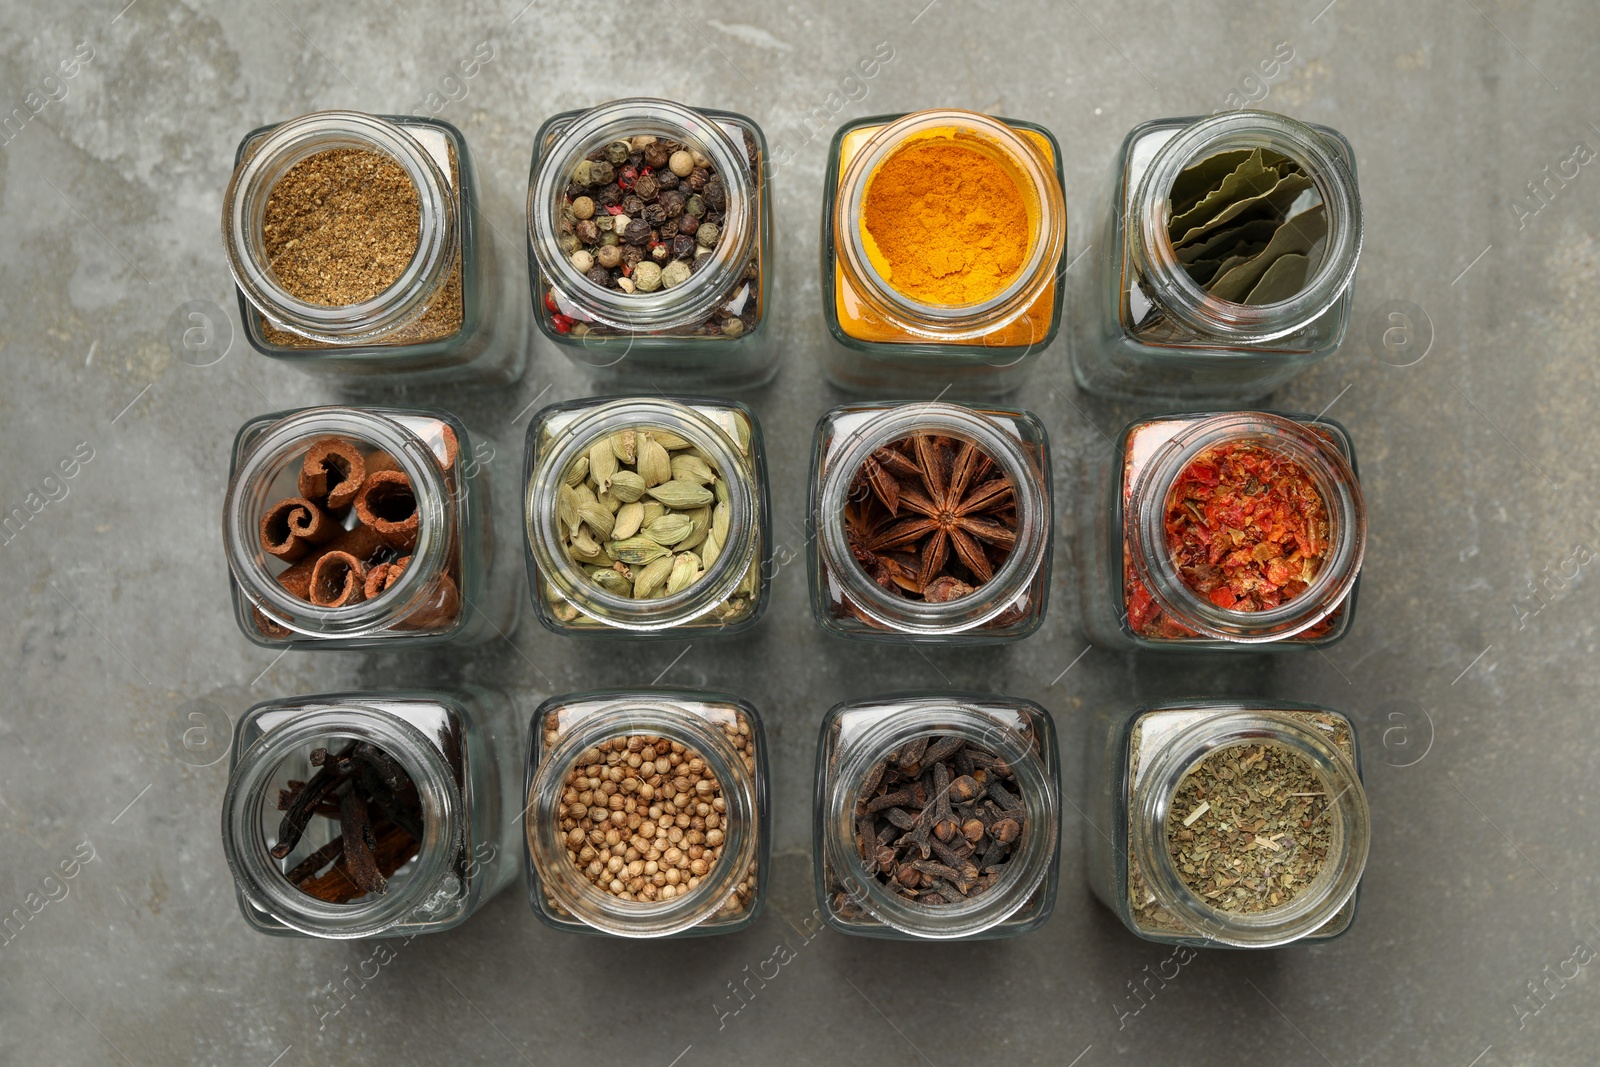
(354, 470, 419, 551)
(259, 496, 338, 561)
(396, 571, 461, 631)
(298, 437, 367, 510)
(275, 523, 387, 600)
(308, 551, 368, 607)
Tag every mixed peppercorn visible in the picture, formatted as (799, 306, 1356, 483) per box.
(546, 131, 760, 338)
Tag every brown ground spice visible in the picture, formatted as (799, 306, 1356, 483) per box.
(258, 145, 464, 346)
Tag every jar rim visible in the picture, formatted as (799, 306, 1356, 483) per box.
(834, 109, 1066, 339)
(526, 397, 759, 631)
(223, 407, 454, 638)
(222, 111, 458, 345)
(1128, 411, 1366, 642)
(824, 698, 1057, 939)
(1130, 110, 1362, 344)
(1130, 709, 1369, 947)
(220, 704, 461, 939)
(528, 98, 757, 333)
(816, 402, 1049, 634)
(526, 697, 759, 938)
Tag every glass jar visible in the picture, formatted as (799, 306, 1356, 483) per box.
(223, 110, 526, 385)
(808, 401, 1051, 643)
(527, 98, 773, 391)
(220, 687, 521, 938)
(1073, 110, 1362, 402)
(821, 110, 1067, 398)
(814, 693, 1059, 940)
(524, 396, 769, 638)
(223, 405, 519, 650)
(1078, 410, 1364, 652)
(1084, 699, 1368, 947)
(524, 689, 767, 938)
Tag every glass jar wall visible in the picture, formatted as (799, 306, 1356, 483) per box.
(814, 693, 1059, 940)
(219, 687, 522, 939)
(1072, 110, 1361, 402)
(223, 406, 519, 650)
(1077, 410, 1365, 652)
(821, 110, 1067, 398)
(524, 396, 770, 638)
(1083, 699, 1368, 947)
(223, 110, 526, 385)
(809, 401, 1052, 643)
(524, 689, 767, 938)
(527, 99, 774, 391)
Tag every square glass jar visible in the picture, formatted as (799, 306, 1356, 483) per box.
(524, 395, 770, 639)
(222, 405, 520, 650)
(808, 401, 1052, 643)
(523, 689, 768, 938)
(1072, 111, 1361, 402)
(814, 693, 1060, 940)
(220, 686, 523, 939)
(1083, 699, 1367, 948)
(224, 111, 527, 386)
(1076, 410, 1364, 652)
(821, 110, 1067, 399)
(527, 99, 775, 391)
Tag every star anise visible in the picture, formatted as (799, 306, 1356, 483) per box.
(846, 434, 1017, 598)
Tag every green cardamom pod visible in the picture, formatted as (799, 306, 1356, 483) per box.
(573, 483, 599, 509)
(609, 536, 671, 565)
(735, 559, 757, 598)
(642, 502, 666, 525)
(714, 477, 730, 504)
(670, 454, 718, 484)
(590, 568, 631, 596)
(633, 556, 673, 598)
(643, 513, 694, 545)
(638, 436, 673, 487)
(678, 505, 711, 551)
(700, 527, 722, 569)
(609, 429, 637, 465)
(665, 552, 700, 595)
(597, 489, 622, 514)
(612, 501, 645, 540)
(712, 500, 730, 546)
(650, 430, 693, 450)
(609, 470, 647, 503)
(569, 527, 604, 561)
(646, 481, 714, 509)
(577, 502, 615, 541)
(589, 440, 618, 492)
(562, 455, 590, 487)
(557, 484, 579, 535)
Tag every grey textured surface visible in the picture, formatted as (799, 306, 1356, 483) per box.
(2, 1, 1598, 1064)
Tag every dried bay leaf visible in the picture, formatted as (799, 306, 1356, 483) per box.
(1207, 204, 1327, 303)
(1167, 149, 1278, 243)
(1242, 252, 1312, 304)
(1173, 171, 1315, 250)
(1178, 217, 1281, 265)
(1167, 149, 1254, 216)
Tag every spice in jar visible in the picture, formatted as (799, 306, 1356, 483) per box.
(272, 740, 424, 904)
(550, 132, 760, 337)
(852, 733, 1027, 906)
(259, 146, 463, 345)
(1164, 741, 1333, 913)
(556, 427, 731, 601)
(843, 433, 1017, 603)
(1167, 148, 1324, 305)
(254, 429, 460, 633)
(552, 726, 756, 914)
(861, 140, 1029, 305)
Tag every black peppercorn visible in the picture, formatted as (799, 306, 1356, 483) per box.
(574, 219, 600, 244)
(596, 182, 623, 207)
(686, 167, 710, 192)
(644, 142, 670, 169)
(643, 202, 667, 226)
(588, 160, 616, 186)
(659, 218, 679, 240)
(565, 179, 586, 200)
(585, 266, 612, 288)
(678, 213, 699, 238)
(659, 191, 686, 218)
(622, 244, 644, 268)
(656, 170, 679, 191)
(704, 175, 725, 211)
(623, 218, 652, 245)
(622, 195, 645, 217)
(651, 244, 670, 262)
(671, 234, 696, 260)
(634, 174, 658, 202)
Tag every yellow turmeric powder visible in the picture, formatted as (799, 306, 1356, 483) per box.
(861, 139, 1030, 306)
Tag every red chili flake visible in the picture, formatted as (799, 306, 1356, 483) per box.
(617, 165, 637, 190)
(606, 204, 624, 216)
(550, 313, 573, 334)
(543, 291, 560, 315)
(1163, 441, 1329, 614)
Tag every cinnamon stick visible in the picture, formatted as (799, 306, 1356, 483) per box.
(298, 437, 367, 510)
(259, 496, 338, 561)
(275, 523, 387, 600)
(308, 551, 368, 607)
(354, 470, 419, 550)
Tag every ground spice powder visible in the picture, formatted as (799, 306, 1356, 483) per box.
(861, 139, 1030, 306)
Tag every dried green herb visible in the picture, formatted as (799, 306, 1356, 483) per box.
(1164, 742, 1332, 914)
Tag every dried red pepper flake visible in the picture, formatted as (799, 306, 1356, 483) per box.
(1162, 441, 1329, 614)
(543, 290, 561, 315)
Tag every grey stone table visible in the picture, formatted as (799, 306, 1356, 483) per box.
(3, 1, 1598, 1064)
